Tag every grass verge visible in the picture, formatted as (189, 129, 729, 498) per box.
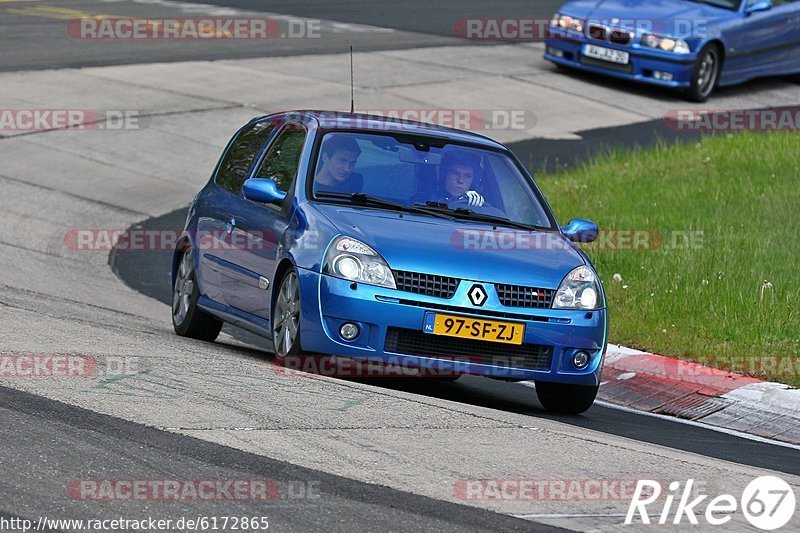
(538, 131, 800, 385)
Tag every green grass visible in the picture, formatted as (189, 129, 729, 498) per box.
(537, 132, 800, 385)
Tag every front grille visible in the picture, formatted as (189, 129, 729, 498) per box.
(587, 23, 608, 40)
(384, 327, 553, 371)
(393, 270, 459, 299)
(394, 299, 552, 322)
(495, 284, 555, 308)
(609, 29, 633, 45)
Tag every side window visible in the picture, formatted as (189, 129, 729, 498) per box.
(216, 121, 276, 194)
(253, 127, 307, 192)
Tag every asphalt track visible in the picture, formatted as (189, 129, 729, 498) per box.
(3, 1, 800, 531)
(0, 384, 567, 532)
(187, 0, 566, 37)
(0, 0, 561, 71)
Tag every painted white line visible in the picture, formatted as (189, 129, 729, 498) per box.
(603, 343, 653, 366)
(518, 381, 800, 451)
(594, 400, 800, 452)
(512, 512, 628, 519)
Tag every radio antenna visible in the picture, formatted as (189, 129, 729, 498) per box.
(349, 45, 355, 114)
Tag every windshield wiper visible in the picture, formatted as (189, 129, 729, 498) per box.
(315, 192, 452, 220)
(316, 192, 406, 209)
(412, 203, 547, 231)
(314, 193, 544, 229)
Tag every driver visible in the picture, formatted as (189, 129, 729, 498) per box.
(434, 150, 485, 207)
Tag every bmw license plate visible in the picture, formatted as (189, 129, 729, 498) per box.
(423, 312, 524, 345)
(582, 44, 629, 65)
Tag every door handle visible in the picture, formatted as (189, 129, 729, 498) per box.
(226, 218, 236, 234)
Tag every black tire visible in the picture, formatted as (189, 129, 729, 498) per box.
(535, 381, 599, 414)
(172, 248, 222, 342)
(683, 44, 721, 102)
(272, 269, 303, 361)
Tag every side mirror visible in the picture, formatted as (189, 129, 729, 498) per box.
(746, 0, 772, 14)
(561, 218, 599, 243)
(243, 178, 287, 204)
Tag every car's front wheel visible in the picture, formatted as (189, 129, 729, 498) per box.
(683, 44, 721, 102)
(272, 269, 303, 361)
(172, 247, 223, 341)
(534, 381, 599, 414)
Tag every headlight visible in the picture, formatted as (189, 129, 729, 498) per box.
(552, 266, 602, 310)
(323, 236, 396, 289)
(550, 13, 584, 33)
(642, 34, 690, 54)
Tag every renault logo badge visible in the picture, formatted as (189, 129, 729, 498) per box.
(468, 284, 487, 306)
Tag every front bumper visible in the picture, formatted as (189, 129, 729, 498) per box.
(296, 268, 607, 386)
(545, 35, 697, 89)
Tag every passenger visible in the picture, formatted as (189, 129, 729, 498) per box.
(315, 136, 363, 195)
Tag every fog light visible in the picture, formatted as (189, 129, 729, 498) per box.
(548, 47, 564, 58)
(339, 322, 360, 341)
(573, 351, 590, 369)
(653, 71, 673, 82)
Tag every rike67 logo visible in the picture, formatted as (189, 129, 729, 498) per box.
(626, 476, 796, 530)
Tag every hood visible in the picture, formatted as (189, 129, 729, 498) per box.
(313, 204, 586, 289)
(561, 0, 733, 36)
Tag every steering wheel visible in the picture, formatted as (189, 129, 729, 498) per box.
(447, 197, 507, 218)
(448, 196, 473, 208)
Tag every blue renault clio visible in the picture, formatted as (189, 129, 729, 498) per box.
(172, 111, 607, 414)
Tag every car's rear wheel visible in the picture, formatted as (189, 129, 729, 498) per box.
(272, 269, 303, 361)
(683, 44, 721, 102)
(172, 247, 222, 341)
(534, 381, 598, 414)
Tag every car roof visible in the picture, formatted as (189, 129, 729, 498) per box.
(252, 110, 508, 151)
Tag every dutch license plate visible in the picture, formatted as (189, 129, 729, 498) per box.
(582, 44, 630, 65)
(423, 312, 524, 345)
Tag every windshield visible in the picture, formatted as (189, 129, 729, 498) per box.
(310, 132, 554, 229)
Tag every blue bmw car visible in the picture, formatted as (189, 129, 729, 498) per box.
(171, 111, 607, 414)
(545, 0, 800, 101)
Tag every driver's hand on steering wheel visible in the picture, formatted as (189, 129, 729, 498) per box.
(463, 190, 485, 207)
